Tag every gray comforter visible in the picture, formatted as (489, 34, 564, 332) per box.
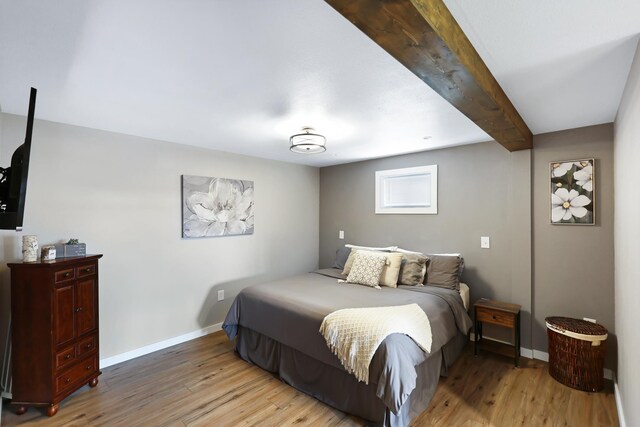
(223, 268, 472, 414)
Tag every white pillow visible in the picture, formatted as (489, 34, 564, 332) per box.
(396, 247, 424, 255)
(346, 244, 398, 251)
(379, 252, 403, 288)
(345, 251, 387, 289)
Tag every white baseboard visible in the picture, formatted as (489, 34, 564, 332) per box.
(470, 333, 613, 380)
(613, 374, 627, 427)
(99, 322, 223, 369)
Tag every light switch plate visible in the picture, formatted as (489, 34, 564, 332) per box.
(218, 290, 224, 301)
(480, 236, 490, 249)
(339, 230, 344, 239)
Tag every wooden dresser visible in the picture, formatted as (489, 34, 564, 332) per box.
(9, 254, 103, 417)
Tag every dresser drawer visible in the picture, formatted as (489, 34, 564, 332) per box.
(76, 263, 96, 278)
(55, 355, 98, 394)
(54, 268, 75, 283)
(55, 346, 76, 370)
(476, 307, 515, 327)
(77, 335, 97, 356)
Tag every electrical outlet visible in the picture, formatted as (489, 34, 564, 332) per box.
(583, 317, 596, 323)
(339, 230, 344, 239)
(480, 236, 490, 249)
(218, 290, 225, 301)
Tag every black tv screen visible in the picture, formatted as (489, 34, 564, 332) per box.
(0, 87, 36, 230)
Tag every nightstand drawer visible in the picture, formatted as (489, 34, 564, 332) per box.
(476, 307, 515, 327)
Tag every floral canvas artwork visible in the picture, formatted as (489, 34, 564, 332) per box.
(550, 159, 594, 225)
(182, 175, 254, 237)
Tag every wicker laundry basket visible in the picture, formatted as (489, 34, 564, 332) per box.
(546, 317, 608, 392)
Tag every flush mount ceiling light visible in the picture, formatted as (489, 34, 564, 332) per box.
(289, 127, 326, 154)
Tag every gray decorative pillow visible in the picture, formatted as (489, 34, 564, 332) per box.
(333, 246, 352, 270)
(424, 254, 464, 290)
(345, 251, 386, 289)
(398, 254, 429, 286)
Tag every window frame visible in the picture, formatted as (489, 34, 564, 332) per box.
(375, 165, 438, 214)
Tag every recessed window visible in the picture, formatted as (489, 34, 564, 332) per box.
(375, 165, 438, 214)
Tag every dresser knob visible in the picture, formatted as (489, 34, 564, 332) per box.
(86, 365, 91, 370)
(65, 354, 72, 360)
(86, 344, 92, 349)
(64, 272, 71, 278)
(65, 378, 71, 383)
(75, 307, 83, 313)
(83, 268, 91, 273)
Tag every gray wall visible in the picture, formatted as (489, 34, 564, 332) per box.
(531, 124, 615, 367)
(319, 141, 533, 348)
(320, 127, 615, 363)
(614, 40, 640, 427)
(0, 113, 319, 361)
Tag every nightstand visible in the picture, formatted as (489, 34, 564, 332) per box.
(474, 298, 521, 366)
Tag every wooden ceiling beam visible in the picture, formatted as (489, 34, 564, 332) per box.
(325, 0, 533, 151)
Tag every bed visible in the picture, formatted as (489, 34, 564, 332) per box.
(223, 268, 473, 426)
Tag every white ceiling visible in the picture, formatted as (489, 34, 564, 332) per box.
(444, 0, 640, 134)
(1, 1, 639, 167)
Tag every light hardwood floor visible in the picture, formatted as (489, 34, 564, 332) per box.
(1, 331, 618, 426)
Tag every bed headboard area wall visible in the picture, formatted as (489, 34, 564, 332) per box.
(319, 141, 533, 347)
(319, 126, 615, 366)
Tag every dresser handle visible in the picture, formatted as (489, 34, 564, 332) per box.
(65, 354, 72, 360)
(64, 272, 71, 278)
(65, 378, 71, 383)
(492, 315, 497, 319)
(75, 307, 83, 313)
(83, 268, 91, 273)
(85, 344, 92, 349)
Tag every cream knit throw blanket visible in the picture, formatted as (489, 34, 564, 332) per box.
(319, 303, 432, 384)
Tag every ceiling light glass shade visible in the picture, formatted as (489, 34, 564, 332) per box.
(289, 127, 326, 154)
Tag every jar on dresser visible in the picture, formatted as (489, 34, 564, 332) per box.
(8, 254, 103, 417)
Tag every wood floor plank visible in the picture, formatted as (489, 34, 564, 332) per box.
(1, 331, 618, 426)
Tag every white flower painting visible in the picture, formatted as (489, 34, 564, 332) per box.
(182, 175, 254, 238)
(550, 159, 594, 225)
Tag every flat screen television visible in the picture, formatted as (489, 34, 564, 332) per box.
(0, 87, 37, 230)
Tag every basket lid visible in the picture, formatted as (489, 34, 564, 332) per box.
(546, 316, 608, 341)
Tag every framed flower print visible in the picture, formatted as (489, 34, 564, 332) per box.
(550, 159, 594, 225)
(182, 175, 254, 237)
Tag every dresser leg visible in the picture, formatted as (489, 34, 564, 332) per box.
(47, 404, 58, 417)
(89, 377, 99, 388)
(15, 405, 27, 415)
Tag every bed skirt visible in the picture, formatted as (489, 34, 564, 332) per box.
(234, 327, 468, 426)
